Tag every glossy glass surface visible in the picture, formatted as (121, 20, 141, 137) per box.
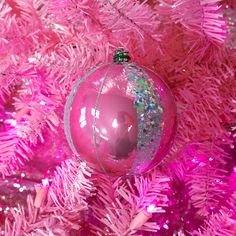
(65, 64, 177, 176)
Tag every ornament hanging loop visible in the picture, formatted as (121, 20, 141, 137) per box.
(113, 48, 130, 64)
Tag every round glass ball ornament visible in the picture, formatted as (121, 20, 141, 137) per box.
(64, 51, 177, 176)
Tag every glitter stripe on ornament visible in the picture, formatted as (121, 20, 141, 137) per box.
(124, 64, 164, 167)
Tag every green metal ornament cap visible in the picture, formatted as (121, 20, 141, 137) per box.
(113, 48, 130, 63)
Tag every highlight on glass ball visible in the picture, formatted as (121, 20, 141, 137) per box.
(64, 49, 177, 176)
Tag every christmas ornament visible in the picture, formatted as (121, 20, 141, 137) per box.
(64, 49, 177, 176)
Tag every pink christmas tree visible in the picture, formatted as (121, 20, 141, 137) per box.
(0, 0, 236, 235)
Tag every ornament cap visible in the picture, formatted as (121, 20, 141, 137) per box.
(113, 48, 130, 63)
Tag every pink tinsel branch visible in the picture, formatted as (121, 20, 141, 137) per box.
(0, 126, 32, 176)
(97, 0, 161, 42)
(186, 163, 228, 216)
(172, 0, 227, 44)
(3, 159, 94, 235)
(191, 210, 234, 236)
(91, 169, 170, 235)
(12, 70, 61, 144)
(49, 159, 93, 209)
(231, 99, 236, 139)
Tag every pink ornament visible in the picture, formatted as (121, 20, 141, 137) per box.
(65, 52, 176, 176)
